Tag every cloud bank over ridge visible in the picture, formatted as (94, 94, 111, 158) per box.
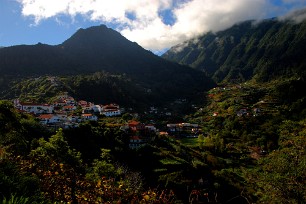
(17, 0, 306, 51)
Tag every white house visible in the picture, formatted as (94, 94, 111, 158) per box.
(101, 104, 121, 116)
(103, 104, 120, 111)
(81, 114, 98, 121)
(103, 110, 121, 117)
(62, 105, 77, 112)
(68, 115, 82, 123)
(64, 97, 75, 105)
(56, 113, 68, 122)
(145, 124, 157, 132)
(91, 105, 102, 113)
(19, 102, 54, 114)
(38, 114, 61, 124)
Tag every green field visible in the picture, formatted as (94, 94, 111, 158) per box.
(180, 137, 199, 147)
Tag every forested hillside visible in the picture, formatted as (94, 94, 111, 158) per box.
(163, 15, 306, 83)
(159, 13, 306, 203)
(0, 73, 153, 108)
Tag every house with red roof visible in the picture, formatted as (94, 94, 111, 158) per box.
(19, 102, 54, 114)
(62, 105, 77, 112)
(54, 99, 66, 107)
(101, 104, 121, 116)
(64, 97, 75, 105)
(103, 104, 119, 111)
(103, 109, 121, 117)
(78, 100, 88, 107)
(81, 113, 98, 121)
(38, 114, 60, 124)
(128, 120, 145, 131)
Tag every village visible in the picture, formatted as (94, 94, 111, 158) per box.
(13, 93, 201, 149)
(12, 83, 280, 151)
(13, 93, 122, 129)
(206, 84, 281, 118)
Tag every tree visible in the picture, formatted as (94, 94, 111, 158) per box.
(247, 120, 306, 203)
(0, 101, 29, 155)
(28, 129, 83, 203)
(30, 128, 82, 167)
(86, 148, 116, 181)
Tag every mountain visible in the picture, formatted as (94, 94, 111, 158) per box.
(162, 15, 306, 83)
(0, 25, 214, 107)
(0, 25, 171, 76)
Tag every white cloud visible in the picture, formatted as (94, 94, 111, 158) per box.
(122, 0, 270, 50)
(17, 0, 306, 51)
(279, 7, 306, 23)
(282, 0, 306, 4)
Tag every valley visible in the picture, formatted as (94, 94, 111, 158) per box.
(1, 13, 306, 204)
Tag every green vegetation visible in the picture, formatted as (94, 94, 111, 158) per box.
(163, 18, 306, 83)
(184, 79, 306, 203)
(1, 14, 306, 204)
(1, 74, 306, 203)
(0, 101, 179, 203)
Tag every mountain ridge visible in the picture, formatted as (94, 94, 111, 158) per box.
(0, 25, 214, 108)
(162, 17, 306, 83)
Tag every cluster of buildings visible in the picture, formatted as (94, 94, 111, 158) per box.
(120, 120, 157, 149)
(13, 94, 121, 128)
(13, 94, 161, 149)
(166, 123, 200, 137)
(123, 121, 201, 149)
(12, 93, 202, 150)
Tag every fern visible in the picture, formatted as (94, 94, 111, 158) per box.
(1, 195, 30, 204)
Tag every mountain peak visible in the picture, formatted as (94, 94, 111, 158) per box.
(0, 24, 214, 107)
(75, 24, 110, 34)
(61, 24, 125, 48)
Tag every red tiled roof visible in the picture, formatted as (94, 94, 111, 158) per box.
(65, 97, 75, 101)
(104, 109, 119, 112)
(38, 114, 54, 119)
(103, 104, 119, 109)
(104, 105, 117, 108)
(63, 105, 75, 109)
(20, 103, 51, 106)
(82, 114, 93, 117)
(128, 120, 140, 126)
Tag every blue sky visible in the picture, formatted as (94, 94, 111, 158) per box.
(1, 0, 306, 52)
